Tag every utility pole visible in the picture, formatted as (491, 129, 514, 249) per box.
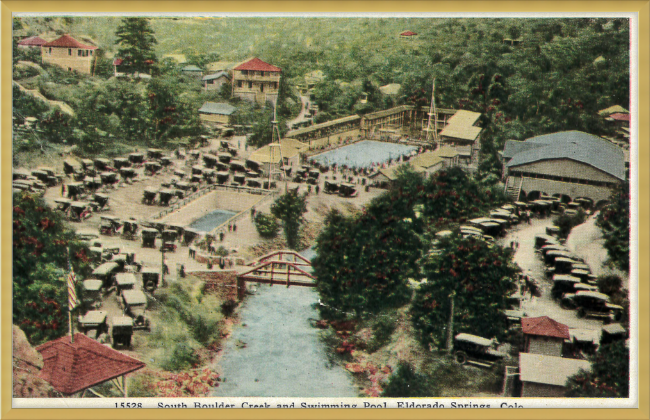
(446, 291, 455, 354)
(424, 78, 438, 149)
(160, 237, 165, 288)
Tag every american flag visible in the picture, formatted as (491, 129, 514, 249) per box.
(67, 270, 78, 310)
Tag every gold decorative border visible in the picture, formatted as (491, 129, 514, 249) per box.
(2, 2, 648, 419)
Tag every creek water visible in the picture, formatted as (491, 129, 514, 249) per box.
(211, 248, 357, 397)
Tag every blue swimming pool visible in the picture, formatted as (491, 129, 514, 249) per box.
(188, 209, 236, 232)
(310, 140, 417, 169)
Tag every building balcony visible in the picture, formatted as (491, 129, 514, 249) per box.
(233, 74, 281, 83)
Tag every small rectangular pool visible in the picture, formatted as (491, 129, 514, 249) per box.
(310, 140, 417, 169)
(188, 209, 237, 232)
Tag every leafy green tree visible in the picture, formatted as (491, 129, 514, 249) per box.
(411, 234, 519, 350)
(13, 191, 92, 345)
(566, 340, 629, 397)
(553, 209, 587, 238)
(596, 183, 630, 271)
(381, 362, 436, 397)
(270, 189, 308, 250)
(115, 17, 157, 75)
(253, 212, 280, 239)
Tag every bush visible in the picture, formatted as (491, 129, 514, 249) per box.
(220, 299, 238, 317)
(553, 209, 587, 238)
(381, 362, 434, 397)
(597, 274, 623, 296)
(160, 342, 199, 372)
(254, 212, 280, 239)
(367, 316, 397, 353)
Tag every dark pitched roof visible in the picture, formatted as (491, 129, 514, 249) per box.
(36, 333, 145, 395)
(43, 34, 97, 50)
(202, 71, 230, 81)
(504, 131, 625, 181)
(18, 35, 47, 46)
(502, 140, 544, 160)
(234, 57, 281, 72)
(522, 316, 570, 339)
(182, 65, 203, 72)
(400, 30, 418, 36)
(198, 102, 237, 115)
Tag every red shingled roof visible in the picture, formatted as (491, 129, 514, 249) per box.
(43, 34, 97, 50)
(36, 333, 145, 395)
(18, 36, 47, 46)
(400, 31, 418, 36)
(522, 316, 570, 339)
(234, 57, 281, 72)
(609, 113, 630, 122)
(113, 58, 124, 66)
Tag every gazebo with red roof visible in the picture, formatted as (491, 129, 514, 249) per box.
(522, 316, 570, 357)
(36, 333, 145, 397)
(608, 112, 631, 122)
(232, 57, 282, 105)
(41, 34, 98, 75)
(17, 35, 47, 48)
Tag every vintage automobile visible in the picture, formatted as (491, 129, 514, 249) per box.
(141, 228, 159, 248)
(114, 273, 137, 295)
(161, 230, 178, 252)
(601, 323, 626, 345)
(128, 152, 145, 165)
(174, 169, 187, 179)
(121, 290, 150, 330)
(160, 156, 173, 167)
(147, 148, 164, 160)
(175, 182, 193, 197)
(503, 309, 527, 329)
(63, 158, 83, 176)
(122, 219, 139, 239)
(100, 215, 122, 236)
(92, 262, 121, 289)
(561, 291, 624, 321)
(93, 193, 110, 211)
(94, 158, 111, 172)
(229, 160, 247, 173)
(112, 316, 134, 348)
(142, 267, 161, 292)
(546, 225, 561, 236)
(158, 189, 177, 207)
(82, 279, 104, 309)
(263, 180, 277, 190)
(453, 333, 506, 368)
(84, 176, 102, 191)
(142, 187, 159, 205)
(233, 174, 246, 185)
(552, 274, 582, 300)
(203, 154, 218, 168)
(144, 161, 162, 175)
(216, 161, 229, 172)
(191, 165, 204, 176)
(247, 179, 262, 188)
(203, 169, 216, 184)
(53, 198, 72, 213)
(78, 311, 109, 340)
(80, 159, 95, 174)
(339, 183, 358, 198)
(246, 159, 261, 172)
(113, 157, 131, 170)
(66, 182, 86, 200)
(100, 171, 118, 186)
(120, 167, 136, 180)
(534, 234, 559, 249)
(68, 201, 93, 222)
(543, 250, 573, 265)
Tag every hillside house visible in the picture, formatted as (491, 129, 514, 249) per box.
(198, 102, 237, 127)
(501, 131, 626, 204)
(112, 58, 154, 78)
(232, 58, 282, 106)
(286, 115, 361, 150)
(522, 316, 570, 357)
(202, 71, 230, 91)
(379, 83, 401, 97)
(518, 353, 591, 397)
(438, 110, 482, 165)
(41, 34, 97, 75)
(371, 147, 460, 187)
(18, 35, 47, 49)
(182, 65, 203, 79)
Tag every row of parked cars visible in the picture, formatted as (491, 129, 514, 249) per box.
(535, 233, 624, 323)
(13, 167, 62, 194)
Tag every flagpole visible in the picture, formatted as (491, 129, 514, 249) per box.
(67, 247, 74, 343)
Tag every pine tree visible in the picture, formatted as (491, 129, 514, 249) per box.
(115, 18, 157, 75)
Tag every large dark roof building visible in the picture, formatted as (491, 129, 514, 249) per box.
(502, 131, 625, 204)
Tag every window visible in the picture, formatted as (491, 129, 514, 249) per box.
(49, 47, 52, 54)
(260, 71, 265, 77)
(242, 70, 248, 75)
(260, 84, 264, 92)
(238, 81, 243, 88)
(89, 50, 93, 55)
(78, 50, 82, 57)
(248, 82, 253, 89)
(68, 48, 72, 56)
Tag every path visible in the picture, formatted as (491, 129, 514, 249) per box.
(288, 95, 311, 129)
(211, 249, 357, 397)
(499, 217, 603, 330)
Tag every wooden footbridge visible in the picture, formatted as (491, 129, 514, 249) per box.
(236, 250, 315, 300)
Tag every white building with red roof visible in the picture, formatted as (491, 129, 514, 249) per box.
(41, 34, 98, 75)
(18, 35, 47, 49)
(522, 316, 570, 357)
(232, 57, 282, 106)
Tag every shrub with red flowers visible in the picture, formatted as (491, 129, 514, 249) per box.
(566, 340, 629, 397)
(411, 233, 519, 349)
(153, 368, 220, 398)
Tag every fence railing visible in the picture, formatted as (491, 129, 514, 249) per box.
(153, 183, 274, 220)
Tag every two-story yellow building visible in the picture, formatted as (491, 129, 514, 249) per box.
(41, 34, 97, 75)
(231, 57, 281, 106)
